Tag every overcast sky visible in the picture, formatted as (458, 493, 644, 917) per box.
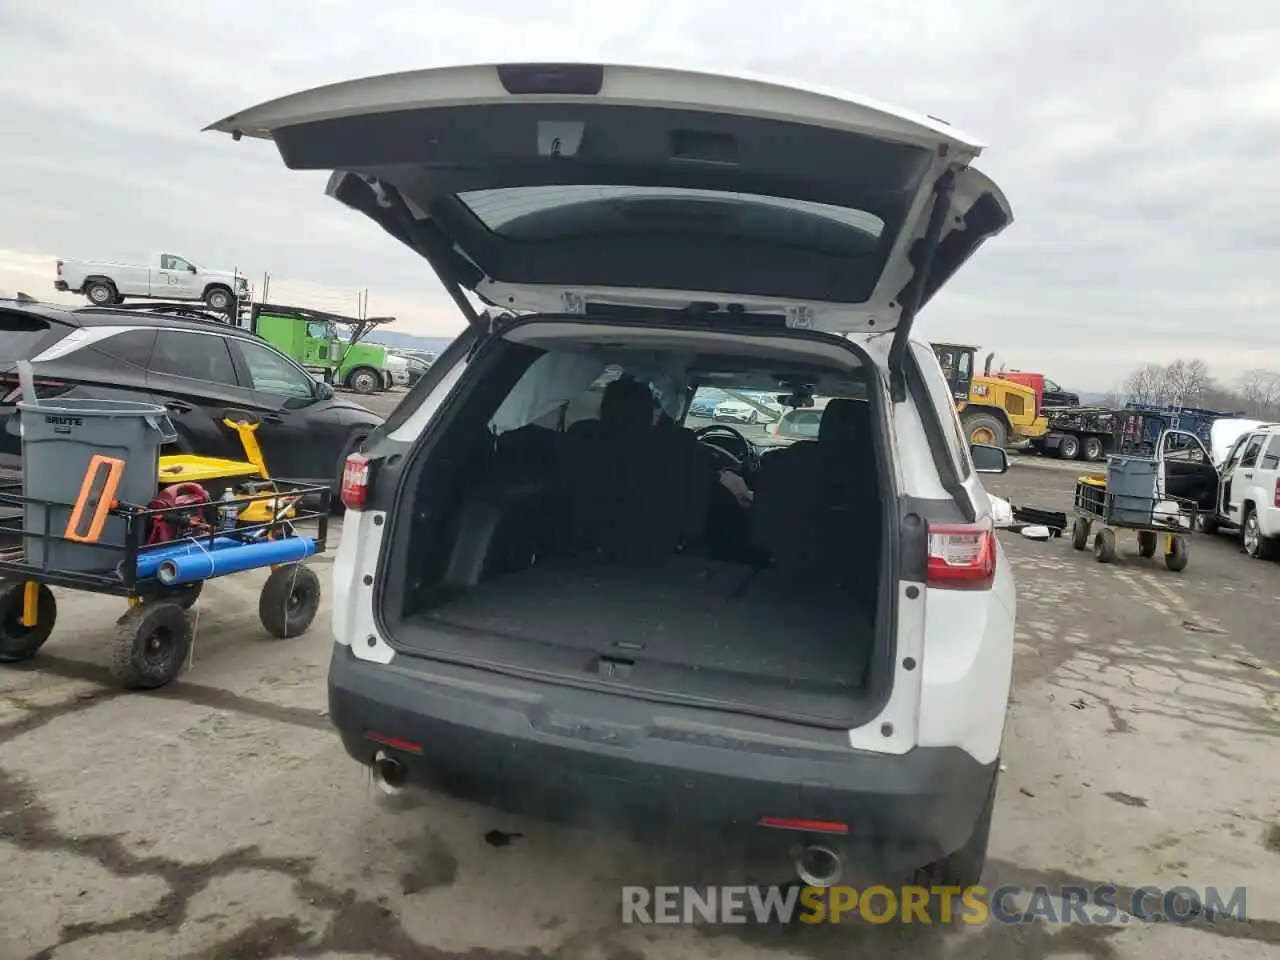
(1, 0, 1277, 391)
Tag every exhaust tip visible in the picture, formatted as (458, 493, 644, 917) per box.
(372, 750, 407, 795)
(794, 844, 843, 888)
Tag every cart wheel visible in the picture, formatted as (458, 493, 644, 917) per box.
(1137, 531, 1158, 558)
(259, 564, 321, 639)
(1071, 518, 1091, 551)
(109, 600, 192, 690)
(1093, 528, 1118, 563)
(0, 581, 57, 664)
(156, 581, 204, 610)
(1165, 536, 1189, 572)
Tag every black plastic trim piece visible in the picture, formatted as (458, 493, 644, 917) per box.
(899, 495, 968, 582)
(904, 348, 975, 522)
(497, 63, 604, 96)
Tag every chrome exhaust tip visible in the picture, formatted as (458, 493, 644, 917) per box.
(372, 750, 407, 795)
(794, 844, 844, 888)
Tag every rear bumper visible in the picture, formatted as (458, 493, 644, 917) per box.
(328, 645, 998, 872)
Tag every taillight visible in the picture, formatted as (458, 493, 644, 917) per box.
(340, 452, 370, 510)
(926, 519, 996, 589)
(758, 816, 850, 835)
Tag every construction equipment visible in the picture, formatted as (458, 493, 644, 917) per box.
(931, 343, 1048, 448)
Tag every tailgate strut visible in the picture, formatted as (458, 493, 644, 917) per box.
(888, 169, 955, 403)
(328, 173, 488, 334)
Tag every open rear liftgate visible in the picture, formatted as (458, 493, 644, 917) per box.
(0, 404, 330, 689)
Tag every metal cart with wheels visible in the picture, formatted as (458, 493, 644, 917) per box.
(1070, 474, 1193, 571)
(0, 408, 329, 689)
(0, 477, 329, 688)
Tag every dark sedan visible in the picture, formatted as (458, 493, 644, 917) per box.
(1, 298, 383, 492)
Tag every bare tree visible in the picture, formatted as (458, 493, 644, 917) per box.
(1118, 360, 1279, 419)
(1124, 363, 1168, 406)
(1235, 369, 1280, 418)
(1162, 358, 1211, 407)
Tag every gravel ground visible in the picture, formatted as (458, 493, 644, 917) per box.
(0, 456, 1277, 959)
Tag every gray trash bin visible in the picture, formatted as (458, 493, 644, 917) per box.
(18, 398, 176, 572)
(1105, 454, 1159, 526)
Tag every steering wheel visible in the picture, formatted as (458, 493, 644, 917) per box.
(694, 423, 753, 468)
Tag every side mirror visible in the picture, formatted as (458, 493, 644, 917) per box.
(315, 380, 335, 400)
(187, 264, 197, 273)
(971, 443, 1009, 474)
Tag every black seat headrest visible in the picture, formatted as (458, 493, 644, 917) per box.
(818, 399, 869, 447)
(600, 377, 655, 432)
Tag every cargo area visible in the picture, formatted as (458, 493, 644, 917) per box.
(378, 326, 892, 726)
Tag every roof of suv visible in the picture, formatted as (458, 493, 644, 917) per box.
(0, 299, 266, 341)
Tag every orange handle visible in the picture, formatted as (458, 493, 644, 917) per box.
(64, 455, 124, 543)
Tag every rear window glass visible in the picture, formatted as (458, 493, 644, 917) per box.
(0, 311, 61, 360)
(151, 331, 238, 385)
(459, 185, 885, 251)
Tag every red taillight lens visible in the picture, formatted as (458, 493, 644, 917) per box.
(340, 452, 370, 510)
(926, 519, 996, 589)
(758, 816, 850, 835)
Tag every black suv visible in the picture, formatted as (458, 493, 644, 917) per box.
(1, 298, 383, 490)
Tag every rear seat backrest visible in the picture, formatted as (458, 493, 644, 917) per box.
(750, 398, 880, 601)
(562, 377, 709, 565)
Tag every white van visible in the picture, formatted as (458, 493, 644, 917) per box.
(210, 62, 1018, 887)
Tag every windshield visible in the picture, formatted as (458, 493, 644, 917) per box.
(686, 386, 864, 448)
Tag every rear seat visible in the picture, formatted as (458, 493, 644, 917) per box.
(750, 398, 880, 604)
(562, 377, 710, 565)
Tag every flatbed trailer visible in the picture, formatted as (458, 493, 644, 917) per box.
(1035, 403, 1244, 462)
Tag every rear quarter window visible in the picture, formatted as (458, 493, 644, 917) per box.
(0, 311, 64, 360)
(1240, 434, 1265, 469)
(1261, 433, 1280, 470)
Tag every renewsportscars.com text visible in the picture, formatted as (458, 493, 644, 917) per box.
(621, 884, 1248, 926)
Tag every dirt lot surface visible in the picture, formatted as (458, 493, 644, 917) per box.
(1, 456, 1278, 959)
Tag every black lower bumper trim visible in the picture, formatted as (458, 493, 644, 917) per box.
(328, 645, 996, 872)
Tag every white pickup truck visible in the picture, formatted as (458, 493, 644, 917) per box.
(54, 252, 249, 311)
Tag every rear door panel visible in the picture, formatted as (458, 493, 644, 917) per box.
(145, 330, 256, 460)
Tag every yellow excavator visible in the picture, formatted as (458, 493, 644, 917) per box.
(931, 343, 1048, 448)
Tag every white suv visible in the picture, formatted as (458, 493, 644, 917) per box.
(211, 63, 1017, 887)
(1203, 423, 1280, 558)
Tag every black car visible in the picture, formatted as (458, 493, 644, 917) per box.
(1, 299, 383, 491)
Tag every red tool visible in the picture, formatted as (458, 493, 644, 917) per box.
(146, 482, 213, 545)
